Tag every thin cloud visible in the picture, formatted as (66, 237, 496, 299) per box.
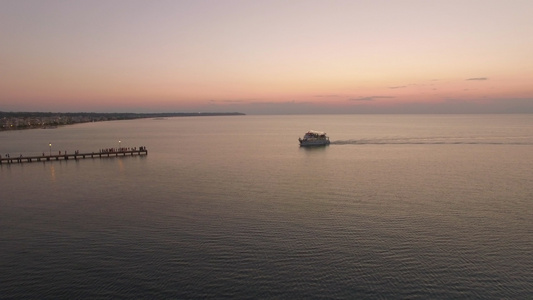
(209, 99, 251, 103)
(250, 100, 312, 105)
(349, 96, 395, 102)
(389, 85, 407, 89)
(466, 77, 488, 81)
(315, 94, 341, 97)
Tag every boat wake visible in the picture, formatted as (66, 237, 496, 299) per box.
(330, 137, 533, 145)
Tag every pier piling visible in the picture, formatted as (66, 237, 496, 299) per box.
(0, 148, 147, 165)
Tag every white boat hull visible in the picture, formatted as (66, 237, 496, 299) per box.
(299, 138, 330, 146)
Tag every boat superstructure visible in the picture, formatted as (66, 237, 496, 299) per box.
(298, 130, 330, 146)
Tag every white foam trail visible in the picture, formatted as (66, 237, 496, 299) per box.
(330, 137, 533, 145)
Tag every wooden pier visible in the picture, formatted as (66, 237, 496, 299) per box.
(0, 148, 147, 165)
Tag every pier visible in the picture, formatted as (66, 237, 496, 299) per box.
(0, 147, 147, 165)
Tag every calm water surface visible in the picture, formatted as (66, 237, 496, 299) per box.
(1, 115, 532, 299)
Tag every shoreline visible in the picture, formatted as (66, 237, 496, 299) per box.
(0, 112, 245, 131)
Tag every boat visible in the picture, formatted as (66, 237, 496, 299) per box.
(298, 130, 330, 146)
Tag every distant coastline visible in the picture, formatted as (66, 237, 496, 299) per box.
(0, 111, 245, 131)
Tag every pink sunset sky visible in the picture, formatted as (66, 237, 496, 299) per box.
(1, 0, 532, 114)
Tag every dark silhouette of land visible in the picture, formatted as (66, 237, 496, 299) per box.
(0, 111, 245, 131)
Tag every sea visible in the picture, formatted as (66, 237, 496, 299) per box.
(1, 114, 532, 299)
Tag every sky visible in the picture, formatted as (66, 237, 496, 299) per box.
(1, 0, 533, 114)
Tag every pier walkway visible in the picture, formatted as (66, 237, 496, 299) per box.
(1, 148, 147, 165)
